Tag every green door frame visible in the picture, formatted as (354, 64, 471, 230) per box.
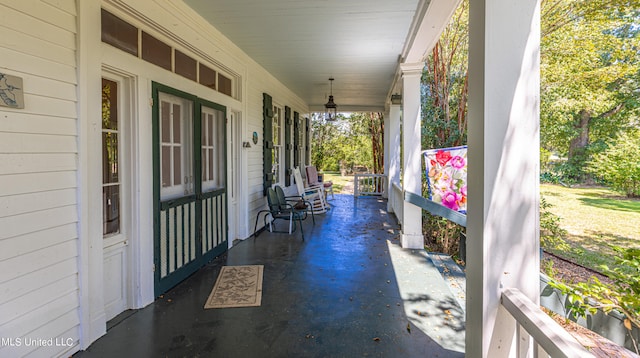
(152, 82, 228, 296)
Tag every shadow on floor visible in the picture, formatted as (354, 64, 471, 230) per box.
(75, 195, 465, 357)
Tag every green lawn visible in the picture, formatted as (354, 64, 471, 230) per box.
(322, 173, 353, 193)
(541, 184, 640, 273)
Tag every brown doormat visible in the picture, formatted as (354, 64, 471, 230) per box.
(204, 265, 264, 309)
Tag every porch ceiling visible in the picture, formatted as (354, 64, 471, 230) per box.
(184, 0, 431, 112)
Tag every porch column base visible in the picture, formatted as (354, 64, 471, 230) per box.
(400, 233, 424, 249)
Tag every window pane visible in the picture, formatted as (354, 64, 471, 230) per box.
(102, 132, 119, 184)
(173, 147, 182, 185)
(175, 49, 197, 81)
(273, 108, 280, 146)
(161, 101, 171, 143)
(101, 9, 138, 57)
(199, 64, 216, 90)
(103, 185, 120, 235)
(102, 79, 118, 130)
(162, 145, 171, 187)
(218, 73, 232, 96)
(173, 104, 181, 143)
(201, 113, 207, 147)
(141, 31, 171, 71)
(208, 114, 214, 147)
(209, 148, 214, 182)
(272, 149, 279, 174)
(202, 148, 207, 181)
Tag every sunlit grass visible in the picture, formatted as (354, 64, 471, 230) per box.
(322, 173, 353, 193)
(541, 184, 640, 273)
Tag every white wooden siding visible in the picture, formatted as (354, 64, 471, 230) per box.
(0, 112, 77, 136)
(0, 0, 79, 356)
(0, 153, 77, 175)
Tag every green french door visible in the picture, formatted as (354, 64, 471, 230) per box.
(152, 82, 227, 296)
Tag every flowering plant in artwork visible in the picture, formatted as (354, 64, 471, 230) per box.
(424, 146, 468, 213)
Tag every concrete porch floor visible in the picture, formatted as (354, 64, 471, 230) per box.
(75, 195, 465, 357)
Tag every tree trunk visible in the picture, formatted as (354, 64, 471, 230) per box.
(568, 109, 591, 160)
(369, 112, 384, 175)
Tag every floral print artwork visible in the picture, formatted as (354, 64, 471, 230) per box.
(424, 146, 468, 213)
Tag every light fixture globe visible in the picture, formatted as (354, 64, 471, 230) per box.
(324, 78, 338, 121)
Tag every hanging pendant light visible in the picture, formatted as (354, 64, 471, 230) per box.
(324, 78, 337, 121)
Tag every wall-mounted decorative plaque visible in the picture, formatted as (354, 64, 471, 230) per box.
(0, 72, 25, 109)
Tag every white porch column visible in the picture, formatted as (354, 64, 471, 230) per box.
(466, 0, 540, 357)
(400, 63, 424, 249)
(387, 102, 401, 212)
(382, 108, 390, 199)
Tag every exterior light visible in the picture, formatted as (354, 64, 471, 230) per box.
(391, 93, 402, 105)
(324, 78, 337, 121)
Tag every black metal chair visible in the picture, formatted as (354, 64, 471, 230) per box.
(252, 186, 308, 239)
(274, 185, 315, 225)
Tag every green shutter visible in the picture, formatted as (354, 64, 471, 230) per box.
(284, 106, 292, 186)
(305, 117, 311, 165)
(293, 111, 300, 169)
(263, 93, 273, 195)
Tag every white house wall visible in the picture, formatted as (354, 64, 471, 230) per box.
(1, 0, 310, 356)
(0, 0, 81, 357)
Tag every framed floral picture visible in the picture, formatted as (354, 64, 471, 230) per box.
(423, 145, 467, 213)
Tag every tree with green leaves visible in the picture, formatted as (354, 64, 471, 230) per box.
(587, 129, 640, 197)
(421, 0, 468, 150)
(541, 0, 640, 181)
(311, 113, 381, 173)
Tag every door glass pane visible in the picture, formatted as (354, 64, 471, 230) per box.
(102, 132, 119, 184)
(162, 146, 171, 187)
(173, 147, 182, 186)
(208, 148, 214, 181)
(102, 78, 120, 236)
(201, 115, 207, 148)
(208, 114, 214, 146)
(103, 185, 120, 235)
(102, 79, 118, 130)
(161, 101, 171, 142)
(173, 104, 181, 143)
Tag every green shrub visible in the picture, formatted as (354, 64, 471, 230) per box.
(540, 197, 569, 251)
(587, 130, 640, 198)
(422, 213, 464, 256)
(550, 246, 640, 354)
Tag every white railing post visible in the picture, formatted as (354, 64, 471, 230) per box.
(388, 102, 401, 212)
(391, 183, 404, 226)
